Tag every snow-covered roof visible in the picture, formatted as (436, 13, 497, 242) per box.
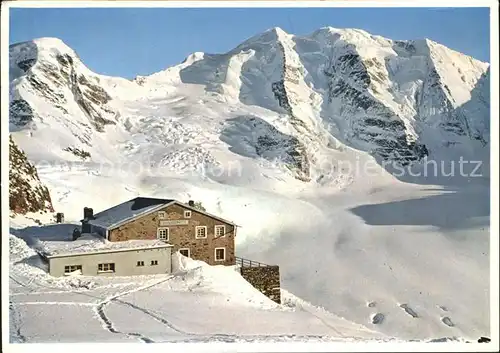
(86, 197, 174, 230)
(43, 233, 172, 258)
(86, 197, 237, 230)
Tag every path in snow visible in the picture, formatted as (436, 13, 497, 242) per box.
(94, 276, 175, 343)
(9, 302, 26, 343)
(9, 246, 381, 344)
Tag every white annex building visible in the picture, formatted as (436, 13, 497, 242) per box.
(42, 234, 173, 277)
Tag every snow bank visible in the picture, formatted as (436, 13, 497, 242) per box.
(43, 233, 170, 257)
(9, 233, 98, 291)
(9, 234, 38, 263)
(170, 252, 280, 309)
(171, 250, 207, 273)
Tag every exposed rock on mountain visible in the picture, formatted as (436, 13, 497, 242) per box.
(9, 135, 54, 215)
(9, 38, 120, 143)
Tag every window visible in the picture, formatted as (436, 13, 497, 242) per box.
(157, 227, 169, 241)
(151, 260, 158, 266)
(64, 265, 82, 274)
(195, 226, 207, 239)
(137, 261, 144, 267)
(184, 210, 192, 218)
(215, 225, 226, 237)
(158, 211, 166, 219)
(98, 263, 115, 273)
(215, 247, 226, 262)
(179, 248, 190, 257)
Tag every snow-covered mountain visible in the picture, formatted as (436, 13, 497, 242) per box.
(8, 27, 491, 342)
(9, 27, 489, 181)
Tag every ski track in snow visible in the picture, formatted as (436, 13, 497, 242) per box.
(93, 276, 174, 343)
(9, 275, 34, 293)
(106, 284, 361, 341)
(290, 298, 347, 338)
(8, 235, 483, 343)
(9, 263, 382, 343)
(17, 301, 96, 306)
(111, 297, 362, 343)
(96, 301, 155, 343)
(114, 298, 192, 336)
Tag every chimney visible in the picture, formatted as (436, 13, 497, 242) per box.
(188, 200, 195, 207)
(83, 207, 94, 220)
(72, 228, 82, 241)
(56, 212, 64, 224)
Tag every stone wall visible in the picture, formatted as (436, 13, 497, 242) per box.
(240, 266, 281, 304)
(109, 203, 236, 266)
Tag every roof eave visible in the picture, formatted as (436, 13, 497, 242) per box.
(46, 243, 174, 259)
(106, 201, 176, 231)
(173, 201, 238, 227)
(93, 199, 239, 231)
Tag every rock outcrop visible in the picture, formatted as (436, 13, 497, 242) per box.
(9, 135, 54, 215)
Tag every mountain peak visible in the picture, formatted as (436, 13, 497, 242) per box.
(10, 37, 74, 53)
(10, 36, 80, 70)
(268, 26, 288, 36)
(315, 26, 370, 35)
(238, 26, 291, 48)
(182, 51, 205, 65)
(33, 37, 69, 47)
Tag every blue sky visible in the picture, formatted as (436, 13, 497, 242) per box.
(10, 7, 490, 79)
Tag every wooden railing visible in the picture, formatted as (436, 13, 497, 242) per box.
(235, 256, 272, 268)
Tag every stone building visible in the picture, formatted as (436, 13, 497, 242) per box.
(81, 197, 237, 266)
